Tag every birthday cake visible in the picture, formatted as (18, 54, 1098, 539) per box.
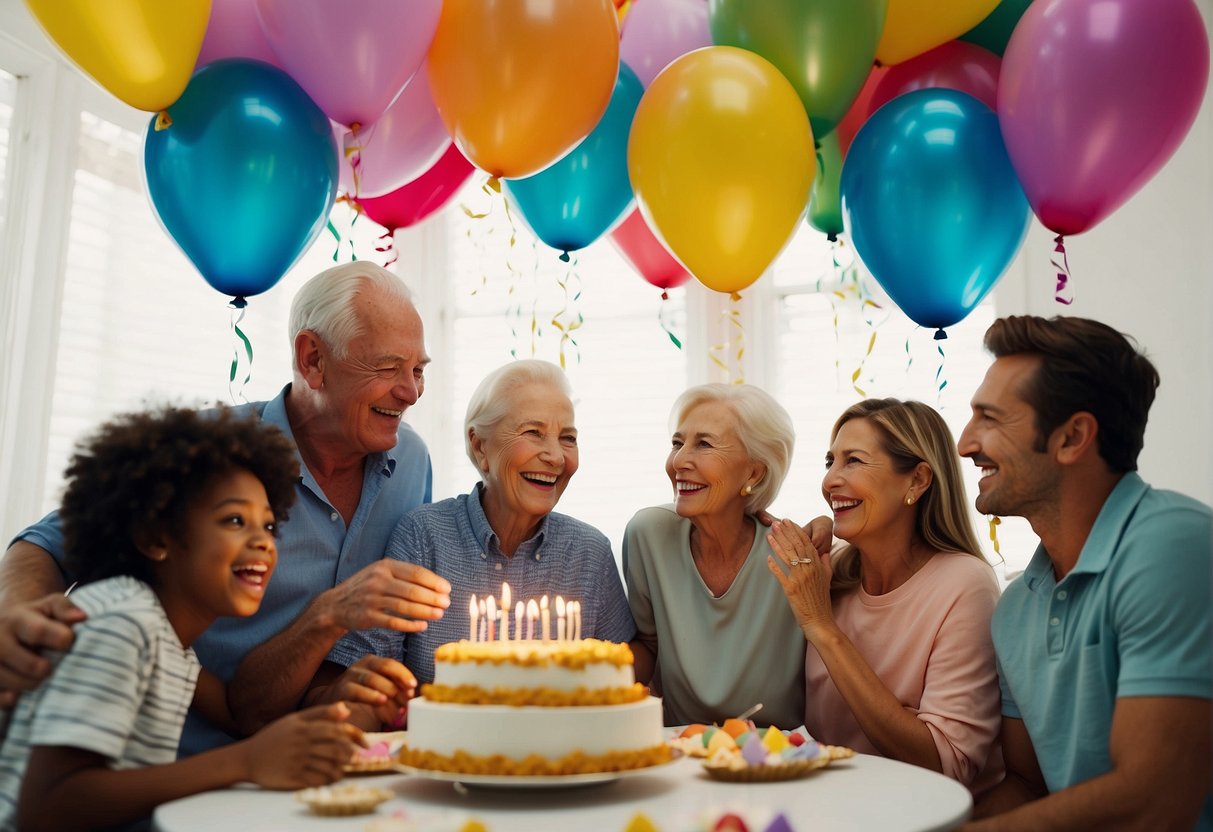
(401, 639, 670, 775)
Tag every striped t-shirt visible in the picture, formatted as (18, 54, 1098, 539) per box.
(0, 576, 200, 827)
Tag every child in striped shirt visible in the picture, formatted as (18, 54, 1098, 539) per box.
(0, 406, 361, 832)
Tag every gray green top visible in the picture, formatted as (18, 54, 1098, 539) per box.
(623, 505, 806, 729)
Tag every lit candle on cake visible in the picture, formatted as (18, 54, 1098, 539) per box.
(478, 598, 487, 643)
(514, 601, 524, 641)
(571, 600, 582, 641)
(486, 595, 497, 642)
(540, 595, 550, 642)
(556, 596, 566, 641)
(500, 583, 512, 641)
(526, 599, 539, 641)
(469, 594, 478, 642)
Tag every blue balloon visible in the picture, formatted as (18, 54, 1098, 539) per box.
(504, 63, 644, 256)
(840, 89, 1030, 336)
(144, 59, 337, 300)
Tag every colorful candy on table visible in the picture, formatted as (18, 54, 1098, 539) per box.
(467, 582, 583, 642)
(624, 809, 796, 832)
(669, 720, 854, 782)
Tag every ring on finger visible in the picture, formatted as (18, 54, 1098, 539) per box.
(789, 557, 813, 567)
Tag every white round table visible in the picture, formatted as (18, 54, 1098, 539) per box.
(153, 754, 971, 832)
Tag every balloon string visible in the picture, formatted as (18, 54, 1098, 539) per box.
(373, 229, 397, 268)
(326, 219, 343, 263)
(344, 123, 364, 199)
(1052, 235, 1074, 305)
(550, 253, 584, 369)
(658, 290, 682, 350)
(228, 297, 253, 404)
(709, 293, 746, 383)
(935, 339, 949, 405)
(988, 516, 1002, 560)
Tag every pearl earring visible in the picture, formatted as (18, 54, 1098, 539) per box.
(905, 495, 915, 506)
(741, 484, 753, 496)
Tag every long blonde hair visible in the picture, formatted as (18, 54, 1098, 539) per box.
(828, 399, 986, 593)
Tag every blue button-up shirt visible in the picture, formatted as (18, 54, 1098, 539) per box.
(15, 384, 433, 754)
(329, 483, 636, 685)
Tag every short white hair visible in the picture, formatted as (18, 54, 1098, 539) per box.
(669, 384, 795, 513)
(464, 360, 574, 467)
(289, 262, 415, 359)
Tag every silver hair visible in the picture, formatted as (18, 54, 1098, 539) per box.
(464, 359, 574, 468)
(669, 383, 795, 514)
(289, 262, 415, 360)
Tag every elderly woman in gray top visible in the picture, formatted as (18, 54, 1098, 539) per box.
(624, 383, 807, 729)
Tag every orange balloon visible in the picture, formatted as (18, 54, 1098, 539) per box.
(426, 0, 620, 180)
(628, 47, 815, 295)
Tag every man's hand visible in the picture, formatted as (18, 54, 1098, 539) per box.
(319, 655, 416, 729)
(0, 593, 86, 708)
(755, 512, 834, 555)
(317, 561, 451, 634)
(242, 702, 363, 789)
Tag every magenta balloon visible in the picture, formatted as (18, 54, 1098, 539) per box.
(355, 143, 476, 232)
(341, 65, 452, 199)
(870, 40, 1000, 113)
(620, 0, 711, 87)
(998, 0, 1209, 236)
(196, 0, 282, 69)
(255, 0, 442, 128)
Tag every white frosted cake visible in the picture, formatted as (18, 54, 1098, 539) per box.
(402, 639, 669, 775)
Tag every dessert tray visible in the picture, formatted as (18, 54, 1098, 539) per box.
(345, 731, 408, 775)
(398, 755, 680, 790)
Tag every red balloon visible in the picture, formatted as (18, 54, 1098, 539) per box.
(609, 208, 692, 291)
(836, 65, 886, 158)
(354, 144, 475, 232)
(870, 40, 1000, 113)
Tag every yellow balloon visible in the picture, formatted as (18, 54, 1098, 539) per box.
(24, 0, 210, 112)
(628, 47, 815, 295)
(876, 0, 999, 66)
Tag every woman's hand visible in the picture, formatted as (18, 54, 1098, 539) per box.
(319, 655, 416, 729)
(766, 519, 837, 644)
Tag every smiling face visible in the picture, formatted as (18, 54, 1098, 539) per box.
(472, 380, 579, 536)
(666, 400, 762, 523)
(957, 354, 1058, 521)
(822, 417, 919, 547)
(319, 289, 429, 456)
(155, 467, 279, 626)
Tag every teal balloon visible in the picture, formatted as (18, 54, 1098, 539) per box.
(144, 59, 337, 300)
(960, 0, 1033, 57)
(841, 89, 1029, 336)
(808, 131, 844, 240)
(505, 63, 644, 256)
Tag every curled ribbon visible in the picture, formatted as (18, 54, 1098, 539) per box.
(228, 296, 254, 404)
(1052, 235, 1075, 305)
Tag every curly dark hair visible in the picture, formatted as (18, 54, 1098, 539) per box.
(59, 406, 300, 586)
(984, 316, 1159, 473)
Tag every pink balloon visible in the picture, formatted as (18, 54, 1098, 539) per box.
(998, 0, 1209, 236)
(196, 0, 282, 69)
(619, 0, 711, 88)
(255, 0, 442, 128)
(871, 40, 1000, 113)
(338, 65, 452, 199)
(355, 143, 476, 233)
(609, 208, 692, 290)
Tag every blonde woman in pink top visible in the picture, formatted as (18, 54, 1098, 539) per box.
(766, 398, 1003, 793)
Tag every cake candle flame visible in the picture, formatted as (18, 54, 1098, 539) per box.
(478, 598, 487, 643)
(556, 595, 566, 641)
(540, 595, 550, 642)
(526, 599, 539, 641)
(469, 594, 478, 642)
(500, 583, 512, 641)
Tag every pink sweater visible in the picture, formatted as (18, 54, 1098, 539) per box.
(804, 552, 1004, 793)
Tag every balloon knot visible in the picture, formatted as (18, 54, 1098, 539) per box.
(1053, 234, 1066, 252)
(933, 328, 948, 341)
(349, 122, 362, 135)
(153, 111, 172, 131)
(559, 251, 571, 263)
(229, 296, 248, 310)
(826, 232, 838, 243)
(660, 290, 669, 301)
(486, 176, 502, 194)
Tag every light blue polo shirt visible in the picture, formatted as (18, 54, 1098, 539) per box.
(14, 384, 433, 756)
(992, 472, 1212, 828)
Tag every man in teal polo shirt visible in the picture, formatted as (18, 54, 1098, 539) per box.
(959, 315, 1211, 830)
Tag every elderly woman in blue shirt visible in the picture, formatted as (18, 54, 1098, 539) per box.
(307, 360, 635, 728)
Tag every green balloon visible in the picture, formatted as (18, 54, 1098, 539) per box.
(960, 0, 1033, 57)
(808, 132, 843, 240)
(709, 0, 887, 140)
